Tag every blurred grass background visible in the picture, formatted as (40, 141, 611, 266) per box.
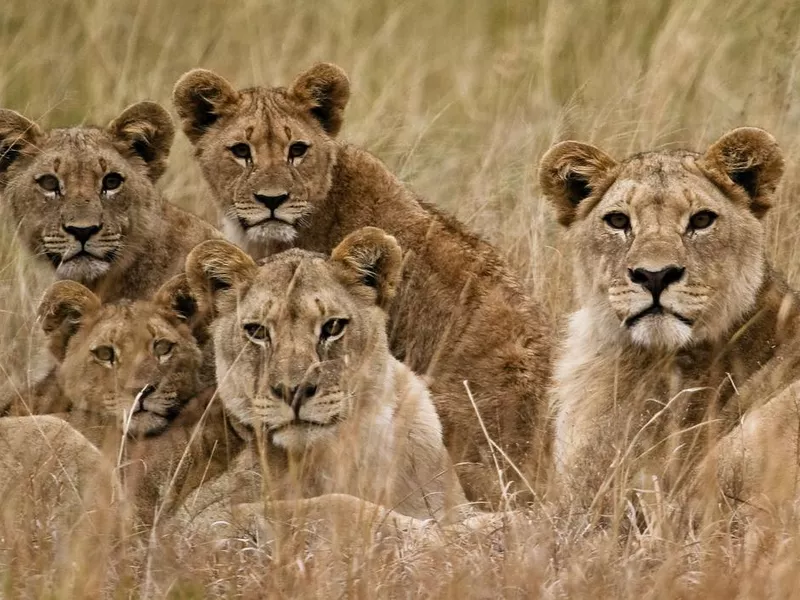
(1, 0, 800, 596)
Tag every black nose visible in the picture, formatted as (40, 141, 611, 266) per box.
(64, 224, 101, 244)
(629, 266, 685, 298)
(253, 192, 289, 211)
(271, 382, 318, 406)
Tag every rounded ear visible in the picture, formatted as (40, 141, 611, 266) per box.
(289, 63, 350, 137)
(330, 227, 402, 310)
(185, 239, 258, 317)
(153, 273, 209, 342)
(538, 141, 618, 227)
(37, 281, 101, 361)
(107, 101, 175, 181)
(172, 69, 240, 144)
(0, 109, 43, 188)
(698, 127, 784, 218)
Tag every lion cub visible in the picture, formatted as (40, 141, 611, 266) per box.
(172, 64, 552, 503)
(30, 275, 240, 523)
(539, 127, 800, 510)
(183, 228, 467, 521)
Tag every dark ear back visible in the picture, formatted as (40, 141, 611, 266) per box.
(0, 109, 43, 188)
(37, 281, 101, 361)
(330, 227, 402, 310)
(185, 239, 258, 317)
(538, 141, 618, 227)
(153, 273, 209, 342)
(107, 101, 175, 181)
(289, 63, 351, 137)
(172, 69, 240, 144)
(698, 127, 784, 218)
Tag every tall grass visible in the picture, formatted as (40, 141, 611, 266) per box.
(1, 0, 800, 596)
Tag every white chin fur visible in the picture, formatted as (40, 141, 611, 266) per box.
(55, 257, 111, 283)
(629, 315, 693, 349)
(222, 216, 297, 247)
(271, 424, 337, 452)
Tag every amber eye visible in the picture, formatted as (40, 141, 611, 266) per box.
(288, 142, 309, 160)
(153, 339, 175, 357)
(230, 143, 252, 160)
(688, 210, 717, 231)
(92, 346, 115, 364)
(244, 322, 269, 344)
(320, 318, 349, 341)
(102, 172, 124, 192)
(36, 174, 61, 194)
(604, 212, 630, 230)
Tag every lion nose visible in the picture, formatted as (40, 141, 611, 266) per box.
(628, 266, 685, 298)
(64, 224, 102, 244)
(271, 382, 318, 407)
(253, 192, 289, 211)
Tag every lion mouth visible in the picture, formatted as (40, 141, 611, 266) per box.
(51, 249, 113, 265)
(238, 216, 294, 230)
(625, 304, 694, 328)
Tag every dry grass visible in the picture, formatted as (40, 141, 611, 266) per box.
(1, 0, 800, 597)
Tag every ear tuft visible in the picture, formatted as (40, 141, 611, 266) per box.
(37, 281, 101, 361)
(699, 127, 784, 218)
(290, 63, 351, 137)
(538, 141, 618, 227)
(173, 69, 240, 144)
(331, 227, 402, 310)
(185, 240, 258, 316)
(0, 109, 43, 187)
(107, 101, 175, 181)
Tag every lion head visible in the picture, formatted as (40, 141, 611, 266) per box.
(172, 63, 350, 248)
(540, 127, 784, 350)
(186, 227, 402, 453)
(0, 102, 174, 284)
(37, 275, 206, 437)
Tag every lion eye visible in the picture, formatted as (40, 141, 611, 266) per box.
(288, 141, 309, 161)
(153, 339, 175, 357)
(244, 322, 269, 344)
(688, 210, 717, 231)
(230, 143, 252, 160)
(604, 212, 630, 231)
(102, 172, 124, 193)
(36, 174, 61, 195)
(320, 318, 349, 341)
(92, 346, 115, 364)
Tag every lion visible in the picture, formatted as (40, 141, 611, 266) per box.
(172, 64, 553, 504)
(181, 228, 468, 522)
(539, 127, 800, 511)
(26, 275, 242, 524)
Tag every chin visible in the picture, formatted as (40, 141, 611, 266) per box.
(246, 221, 298, 244)
(126, 414, 170, 438)
(56, 257, 111, 283)
(271, 423, 337, 452)
(629, 315, 693, 350)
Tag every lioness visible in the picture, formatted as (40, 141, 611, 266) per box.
(182, 228, 467, 521)
(172, 64, 552, 503)
(0, 101, 220, 300)
(539, 127, 800, 510)
(29, 276, 241, 523)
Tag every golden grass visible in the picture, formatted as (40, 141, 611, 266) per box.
(1, 0, 800, 596)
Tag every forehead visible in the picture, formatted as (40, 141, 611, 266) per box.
(78, 303, 174, 344)
(597, 152, 728, 215)
(240, 254, 353, 319)
(221, 88, 312, 139)
(36, 128, 120, 170)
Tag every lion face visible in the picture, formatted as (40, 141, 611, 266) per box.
(540, 128, 784, 350)
(0, 102, 174, 284)
(172, 64, 350, 247)
(187, 227, 401, 453)
(38, 276, 204, 437)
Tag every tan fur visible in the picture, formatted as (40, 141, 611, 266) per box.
(184, 229, 467, 521)
(21, 277, 242, 524)
(539, 128, 800, 509)
(0, 102, 220, 301)
(173, 65, 552, 503)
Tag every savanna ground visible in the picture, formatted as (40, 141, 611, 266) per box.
(1, 0, 800, 597)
